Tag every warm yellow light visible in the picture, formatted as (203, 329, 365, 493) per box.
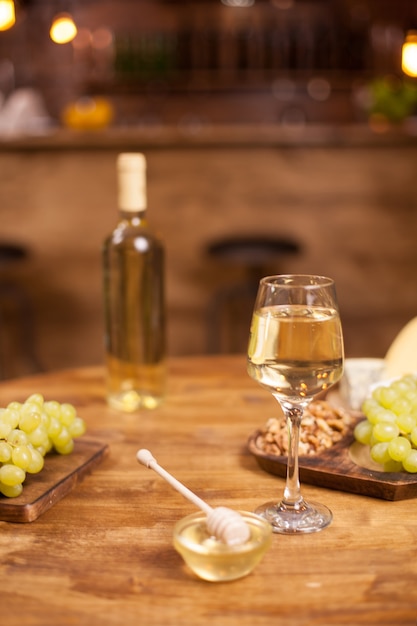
(50, 13, 77, 44)
(402, 31, 417, 77)
(0, 0, 15, 31)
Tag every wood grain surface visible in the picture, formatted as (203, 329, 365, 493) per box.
(0, 355, 416, 626)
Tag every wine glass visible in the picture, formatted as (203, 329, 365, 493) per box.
(247, 275, 344, 534)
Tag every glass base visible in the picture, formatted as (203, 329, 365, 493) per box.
(255, 498, 332, 534)
(107, 389, 163, 412)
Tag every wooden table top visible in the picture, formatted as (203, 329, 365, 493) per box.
(0, 354, 416, 626)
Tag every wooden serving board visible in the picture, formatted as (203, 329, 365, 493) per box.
(248, 427, 417, 501)
(0, 439, 109, 523)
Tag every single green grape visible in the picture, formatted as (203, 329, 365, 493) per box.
(43, 401, 61, 419)
(372, 422, 400, 443)
(69, 417, 86, 438)
(375, 386, 398, 409)
(51, 427, 72, 449)
(404, 388, 417, 405)
(7, 428, 29, 447)
(55, 439, 74, 455)
(25, 393, 44, 407)
(0, 421, 12, 439)
(0, 441, 12, 463)
(12, 445, 33, 471)
(0, 482, 23, 498)
(6, 401, 21, 412)
(1, 409, 20, 429)
(19, 410, 42, 434)
(20, 401, 41, 416)
(361, 398, 380, 417)
(28, 425, 49, 449)
(370, 442, 391, 465)
(395, 413, 416, 434)
(374, 409, 397, 424)
(383, 459, 403, 472)
(354, 420, 373, 445)
(60, 403, 76, 426)
(371, 386, 385, 404)
(402, 449, 417, 473)
(0, 463, 26, 486)
(390, 397, 412, 417)
(26, 447, 45, 474)
(47, 416, 62, 438)
(387, 436, 412, 462)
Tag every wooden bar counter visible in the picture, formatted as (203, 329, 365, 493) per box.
(0, 354, 416, 626)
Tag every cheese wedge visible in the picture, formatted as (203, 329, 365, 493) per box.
(384, 316, 417, 378)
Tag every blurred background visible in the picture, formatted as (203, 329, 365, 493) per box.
(1, 0, 417, 378)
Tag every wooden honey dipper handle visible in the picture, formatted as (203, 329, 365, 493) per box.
(136, 449, 250, 546)
(137, 449, 213, 515)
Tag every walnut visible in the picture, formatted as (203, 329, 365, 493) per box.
(255, 400, 353, 457)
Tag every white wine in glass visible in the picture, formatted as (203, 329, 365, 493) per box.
(247, 275, 344, 534)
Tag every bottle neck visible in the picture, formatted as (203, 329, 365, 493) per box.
(118, 209, 147, 225)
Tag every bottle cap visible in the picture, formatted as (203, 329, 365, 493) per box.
(117, 153, 147, 212)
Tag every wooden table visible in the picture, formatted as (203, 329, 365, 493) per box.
(0, 355, 416, 626)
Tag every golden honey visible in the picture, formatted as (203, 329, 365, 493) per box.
(173, 511, 272, 582)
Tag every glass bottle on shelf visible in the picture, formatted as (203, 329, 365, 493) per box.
(103, 153, 166, 412)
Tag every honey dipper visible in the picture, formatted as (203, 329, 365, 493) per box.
(136, 449, 251, 546)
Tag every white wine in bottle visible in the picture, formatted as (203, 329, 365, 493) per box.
(103, 153, 166, 411)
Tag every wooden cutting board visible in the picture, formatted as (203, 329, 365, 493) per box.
(248, 426, 417, 501)
(0, 439, 109, 523)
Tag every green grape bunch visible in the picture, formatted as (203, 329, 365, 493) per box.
(0, 393, 86, 498)
(354, 374, 417, 473)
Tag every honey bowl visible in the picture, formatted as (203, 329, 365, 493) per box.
(173, 510, 272, 582)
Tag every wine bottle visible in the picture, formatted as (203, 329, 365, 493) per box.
(103, 153, 166, 411)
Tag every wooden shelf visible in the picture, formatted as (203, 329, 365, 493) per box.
(86, 69, 373, 96)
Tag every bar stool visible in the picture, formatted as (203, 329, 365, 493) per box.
(205, 235, 301, 353)
(0, 243, 42, 379)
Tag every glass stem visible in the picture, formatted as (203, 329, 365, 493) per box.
(280, 403, 304, 509)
